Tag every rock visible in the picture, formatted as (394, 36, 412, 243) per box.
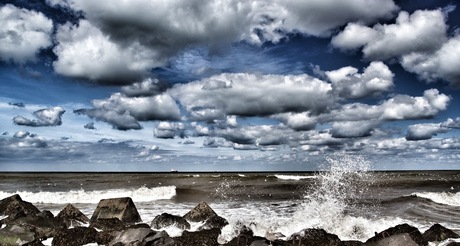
(198, 215, 229, 230)
(8, 210, 65, 240)
(144, 230, 177, 246)
(0, 224, 37, 245)
(342, 241, 364, 245)
(422, 223, 459, 242)
(56, 204, 89, 228)
(224, 225, 255, 246)
(365, 233, 418, 246)
(90, 218, 127, 231)
(287, 228, 342, 246)
(96, 230, 116, 245)
(175, 228, 221, 246)
(151, 213, 190, 230)
(90, 197, 141, 225)
(0, 194, 40, 220)
(183, 201, 218, 222)
(52, 226, 97, 246)
(365, 224, 427, 246)
(250, 239, 270, 246)
(109, 227, 155, 245)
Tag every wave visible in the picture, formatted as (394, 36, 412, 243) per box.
(412, 191, 460, 207)
(0, 186, 176, 204)
(274, 174, 316, 180)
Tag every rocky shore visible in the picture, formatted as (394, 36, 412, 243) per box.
(1, 194, 459, 246)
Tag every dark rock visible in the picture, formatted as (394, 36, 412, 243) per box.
(0, 224, 37, 245)
(56, 204, 89, 228)
(96, 230, 116, 245)
(198, 215, 229, 230)
(0, 194, 40, 220)
(144, 230, 178, 246)
(250, 239, 270, 246)
(6, 210, 65, 240)
(109, 227, 155, 245)
(287, 228, 342, 246)
(183, 201, 218, 222)
(90, 218, 127, 231)
(52, 226, 97, 246)
(128, 223, 151, 229)
(423, 223, 459, 242)
(90, 197, 141, 225)
(365, 223, 427, 246)
(365, 233, 418, 246)
(175, 228, 221, 246)
(151, 213, 190, 230)
(342, 240, 364, 246)
(224, 225, 255, 246)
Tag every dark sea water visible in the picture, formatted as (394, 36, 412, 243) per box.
(1, 161, 460, 244)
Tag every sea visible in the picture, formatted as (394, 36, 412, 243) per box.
(1, 155, 460, 244)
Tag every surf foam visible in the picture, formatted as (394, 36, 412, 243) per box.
(412, 191, 460, 207)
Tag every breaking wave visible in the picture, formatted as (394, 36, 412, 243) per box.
(412, 191, 460, 207)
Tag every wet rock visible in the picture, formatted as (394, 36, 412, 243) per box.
(109, 227, 155, 245)
(52, 226, 97, 246)
(287, 228, 342, 246)
(183, 201, 218, 222)
(198, 215, 229, 230)
(0, 194, 40, 220)
(8, 210, 64, 240)
(96, 230, 116, 245)
(0, 224, 37, 245)
(175, 228, 221, 246)
(145, 230, 177, 246)
(151, 213, 190, 230)
(422, 223, 459, 242)
(365, 233, 418, 246)
(224, 225, 255, 246)
(56, 204, 89, 228)
(365, 223, 427, 246)
(342, 241, 364, 245)
(90, 197, 141, 225)
(90, 218, 127, 231)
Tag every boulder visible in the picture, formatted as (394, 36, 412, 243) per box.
(8, 210, 65, 240)
(287, 228, 342, 246)
(56, 204, 89, 228)
(422, 223, 459, 242)
(52, 226, 97, 246)
(90, 218, 127, 231)
(151, 213, 190, 230)
(0, 194, 40, 220)
(365, 224, 427, 246)
(175, 228, 221, 246)
(109, 227, 155, 245)
(0, 224, 37, 245)
(224, 225, 254, 246)
(183, 201, 218, 222)
(198, 215, 229, 230)
(145, 230, 177, 246)
(96, 230, 116, 245)
(90, 197, 141, 225)
(365, 233, 418, 246)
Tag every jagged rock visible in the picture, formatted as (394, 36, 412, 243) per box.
(365, 233, 418, 246)
(128, 223, 151, 229)
(422, 223, 459, 242)
(365, 224, 427, 246)
(109, 227, 155, 245)
(90, 218, 127, 231)
(7, 210, 65, 240)
(198, 215, 229, 230)
(0, 194, 40, 220)
(52, 226, 97, 246)
(151, 213, 190, 230)
(224, 225, 254, 246)
(56, 204, 89, 228)
(90, 197, 141, 225)
(175, 228, 221, 246)
(145, 230, 177, 246)
(287, 228, 342, 246)
(0, 224, 37, 245)
(96, 230, 116, 245)
(183, 201, 218, 222)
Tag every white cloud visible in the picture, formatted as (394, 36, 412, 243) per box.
(332, 9, 447, 60)
(331, 121, 377, 138)
(406, 123, 447, 141)
(274, 112, 316, 131)
(325, 61, 394, 99)
(441, 117, 460, 129)
(0, 4, 53, 64)
(13, 107, 65, 127)
(121, 78, 169, 97)
(154, 122, 186, 139)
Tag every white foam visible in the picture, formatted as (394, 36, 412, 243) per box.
(413, 191, 460, 207)
(0, 186, 176, 204)
(274, 174, 315, 180)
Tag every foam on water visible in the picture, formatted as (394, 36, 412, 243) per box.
(0, 186, 176, 204)
(412, 191, 460, 207)
(274, 174, 315, 180)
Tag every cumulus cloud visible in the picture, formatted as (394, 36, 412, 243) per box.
(169, 73, 333, 121)
(441, 117, 460, 129)
(406, 123, 448, 141)
(0, 4, 53, 64)
(274, 112, 316, 131)
(121, 78, 170, 97)
(325, 61, 394, 99)
(154, 122, 186, 139)
(10, 131, 47, 148)
(331, 121, 378, 138)
(47, 0, 396, 82)
(331, 9, 447, 60)
(13, 107, 65, 127)
(401, 35, 460, 87)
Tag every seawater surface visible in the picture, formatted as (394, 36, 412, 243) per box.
(1, 164, 460, 243)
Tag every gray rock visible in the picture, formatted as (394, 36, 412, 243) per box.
(183, 201, 218, 222)
(287, 228, 342, 246)
(90, 197, 141, 225)
(0, 194, 40, 220)
(365, 233, 418, 246)
(8, 210, 64, 240)
(151, 213, 190, 230)
(175, 228, 221, 246)
(0, 224, 37, 245)
(52, 226, 97, 246)
(198, 215, 229, 230)
(56, 204, 89, 228)
(145, 230, 177, 246)
(109, 227, 154, 246)
(90, 218, 127, 231)
(365, 223, 427, 246)
(422, 223, 459, 242)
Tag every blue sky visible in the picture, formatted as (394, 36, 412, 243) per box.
(1, 0, 460, 171)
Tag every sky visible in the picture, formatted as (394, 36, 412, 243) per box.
(1, 0, 460, 171)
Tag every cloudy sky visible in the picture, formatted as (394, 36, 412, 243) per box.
(1, 0, 460, 171)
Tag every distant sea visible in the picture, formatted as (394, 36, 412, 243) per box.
(1, 158, 460, 244)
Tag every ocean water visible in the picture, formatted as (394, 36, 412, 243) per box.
(0, 156, 460, 244)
